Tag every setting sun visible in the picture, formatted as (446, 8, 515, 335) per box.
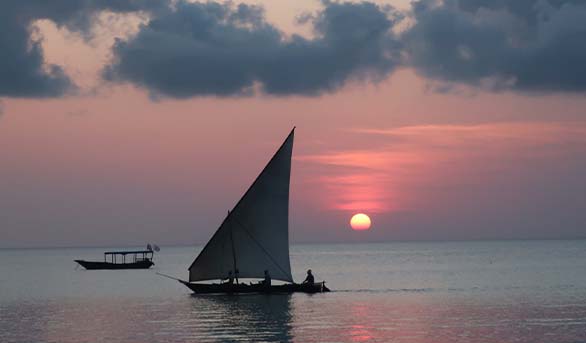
(350, 213, 372, 231)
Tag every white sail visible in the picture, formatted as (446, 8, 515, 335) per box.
(189, 129, 294, 283)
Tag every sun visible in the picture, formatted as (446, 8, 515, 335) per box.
(350, 213, 371, 231)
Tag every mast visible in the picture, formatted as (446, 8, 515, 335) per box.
(229, 214, 238, 284)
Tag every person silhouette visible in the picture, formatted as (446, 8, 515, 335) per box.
(261, 269, 271, 287)
(302, 269, 314, 285)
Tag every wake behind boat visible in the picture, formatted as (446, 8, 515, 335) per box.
(179, 128, 330, 294)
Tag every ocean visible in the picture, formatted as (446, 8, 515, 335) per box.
(1, 240, 585, 343)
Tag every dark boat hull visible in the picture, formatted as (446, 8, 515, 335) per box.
(181, 281, 330, 294)
(75, 260, 154, 270)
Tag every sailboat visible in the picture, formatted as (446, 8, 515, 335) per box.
(178, 128, 330, 294)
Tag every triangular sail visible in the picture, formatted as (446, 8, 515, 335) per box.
(189, 129, 295, 283)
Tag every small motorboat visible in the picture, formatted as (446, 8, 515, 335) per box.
(75, 249, 154, 270)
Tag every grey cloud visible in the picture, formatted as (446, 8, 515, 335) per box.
(4, 0, 586, 99)
(456, 0, 584, 20)
(405, 0, 586, 92)
(103, 0, 402, 97)
(0, 0, 165, 98)
(0, 8, 71, 98)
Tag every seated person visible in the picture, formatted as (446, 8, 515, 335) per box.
(222, 270, 234, 285)
(302, 269, 314, 285)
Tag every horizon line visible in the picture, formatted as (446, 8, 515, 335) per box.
(2, 236, 586, 250)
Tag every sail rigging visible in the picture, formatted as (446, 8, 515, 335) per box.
(188, 129, 295, 283)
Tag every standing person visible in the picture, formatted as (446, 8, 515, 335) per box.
(302, 269, 314, 285)
(261, 269, 271, 287)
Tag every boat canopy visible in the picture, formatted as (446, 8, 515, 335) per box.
(104, 250, 153, 255)
(188, 129, 295, 283)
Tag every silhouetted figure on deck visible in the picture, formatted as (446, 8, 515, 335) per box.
(302, 269, 314, 285)
(261, 269, 271, 287)
(222, 271, 234, 285)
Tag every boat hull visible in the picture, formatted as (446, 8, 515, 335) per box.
(181, 281, 330, 294)
(75, 260, 154, 270)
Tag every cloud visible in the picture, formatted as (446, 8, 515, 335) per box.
(0, 0, 165, 98)
(404, 0, 586, 92)
(103, 0, 403, 97)
(0, 7, 71, 98)
(3, 0, 586, 99)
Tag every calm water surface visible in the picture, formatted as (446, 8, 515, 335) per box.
(1, 241, 586, 343)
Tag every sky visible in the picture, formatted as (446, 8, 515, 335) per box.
(1, 0, 586, 248)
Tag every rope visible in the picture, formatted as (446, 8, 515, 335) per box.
(231, 216, 293, 283)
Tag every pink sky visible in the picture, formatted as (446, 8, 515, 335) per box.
(1, 1, 586, 247)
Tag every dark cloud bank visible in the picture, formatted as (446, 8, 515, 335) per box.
(1, 0, 586, 98)
(103, 0, 402, 97)
(0, 0, 165, 98)
(408, 0, 586, 92)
